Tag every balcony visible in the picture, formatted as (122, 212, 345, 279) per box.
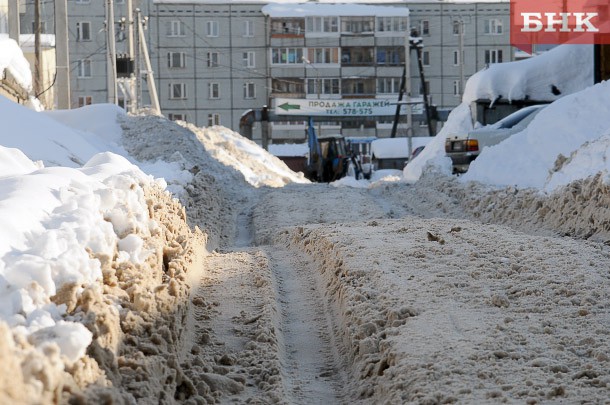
(270, 19, 305, 38)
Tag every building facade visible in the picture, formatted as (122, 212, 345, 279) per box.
(21, 0, 512, 142)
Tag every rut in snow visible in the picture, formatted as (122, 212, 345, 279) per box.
(267, 244, 349, 404)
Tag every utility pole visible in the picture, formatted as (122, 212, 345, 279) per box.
(8, 0, 19, 43)
(106, 0, 118, 104)
(134, 7, 142, 110)
(34, 0, 42, 97)
(458, 19, 465, 98)
(55, 0, 71, 109)
(126, 0, 136, 112)
(136, 8, 160, 114)
(390, 19, 412, 144)
(406, 26, 412, 157)
(413, 39, 433, 137)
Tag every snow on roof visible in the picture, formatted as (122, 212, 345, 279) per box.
(268, 142, 309, 157)
(18, 34, 56, 49)
(262, 2, 409, 17)
(462, 45, 593, 104)
(0, 38, 32, 92)
(371, 137, 432, 159)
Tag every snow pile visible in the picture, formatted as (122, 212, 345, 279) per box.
(463, 80, 610, 190)
(0, 150, 159, 360)
(0, 96, 108, 167)
(0, 98, 214, 403)
(0, 37, 32, 92)
(43, 104, 126, 156)
(185, 123, 309, 187)
(331, 169, 403, 188)
(371, 137, 432, 159)
(403, 103, 473, 182)
(463, 45, 593, 104)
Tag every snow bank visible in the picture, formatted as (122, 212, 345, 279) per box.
(403, 102, 472, 182)
(43, 104, 126, 155)
(462, 80, 610, 190)
(371, 137, 432, 159)
(0, 95, 102, 167)
(186, 123, 309, 187)
(0, 148, 161, 363)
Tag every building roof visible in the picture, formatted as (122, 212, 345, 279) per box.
(262, 3, 409, 17)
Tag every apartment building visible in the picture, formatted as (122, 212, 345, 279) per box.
(20, 0, 512, 142)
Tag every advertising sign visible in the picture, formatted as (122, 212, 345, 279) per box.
(273, 98, 423, 116)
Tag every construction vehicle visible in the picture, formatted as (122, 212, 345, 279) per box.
(304, 118, 349, 182)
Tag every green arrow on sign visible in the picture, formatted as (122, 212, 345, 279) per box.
(278, 102, 301, 111)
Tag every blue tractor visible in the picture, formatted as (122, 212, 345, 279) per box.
(305, 118, 349, 183)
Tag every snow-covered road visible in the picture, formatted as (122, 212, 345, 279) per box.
(192, 179, 610, 404)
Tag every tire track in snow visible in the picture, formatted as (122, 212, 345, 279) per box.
(267, 244, 348, 404)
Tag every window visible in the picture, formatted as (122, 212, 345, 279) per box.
(341, 17, 374, 34)
(168, 113, 186, 121)
(168, 52, 186, 68)
(75, 0, 90, 3)
(307, 48, 339, 64)
(376, 47, 403, 65)
(208, 113, 221, 126)
(243, 51, 255, 68)
(453, 80, 461, 97)
(377, 77, 401, 94)
(342, 79, 375, 96)
(208, 82, 220, 99)
(306, 16, 338, 33)
(207, 52, 219, 68)
(485, 49, 503, 64)
(422, 51, 430, 66)
(271, 19, 304, 35)
(453, 50, 460, 66)
(377, 16, 408, 32)
(420, 20, 430, 36)
(307, 78, 340, 96)
(272, 78, 305, 94)
(78, 96, 92, 107)
(206, 21, 219, 37)
(244, 82, 256, 99)
(419, 80, 430, 96)
(32, 21, 47, 34)
(169, 83, 187, 99)
(77, 59, 91, 78)
(271, 48, 304, 64)
(167, 20, 185, 37)
(243, 20, 254, 37)
(341, 47, 374, 65)
(484, 18, 503, 35)
(453, 21, 461, 35)
(76, 21, 91, 41)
